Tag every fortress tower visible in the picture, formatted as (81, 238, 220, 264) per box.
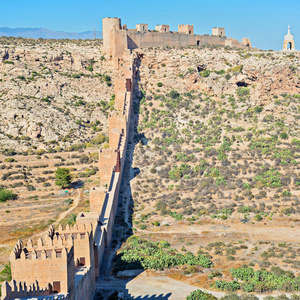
(102, 17, 121, 54)
(212, 27, 225, 37)
(178, 24, 194, 35)
(282, 25, 295, 51)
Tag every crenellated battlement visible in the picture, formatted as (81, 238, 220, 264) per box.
(55, 223, 93, 236)
(109, 111, 126, 118)
(10, 236, 73, 262)
(99, 148, 119, 154)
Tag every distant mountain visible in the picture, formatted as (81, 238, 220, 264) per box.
(0, 27, 102, 39)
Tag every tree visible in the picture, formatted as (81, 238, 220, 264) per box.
(55, 168, 73, 188)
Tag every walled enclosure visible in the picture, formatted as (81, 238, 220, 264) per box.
(102, 17, 252, 66)
(1, 39, 136, 300)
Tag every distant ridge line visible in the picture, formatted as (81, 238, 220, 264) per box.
(0, 27, 103, 39)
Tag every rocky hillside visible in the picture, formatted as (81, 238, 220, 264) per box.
(126, 46, 300, 276)
(0, 37, 114, 153)
(132, 46, 300, 212)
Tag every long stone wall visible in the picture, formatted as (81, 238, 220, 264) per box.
(103, 17, 252, 66)
(1, 49, 136, 300)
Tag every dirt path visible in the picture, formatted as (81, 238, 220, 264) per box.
(53, 189, 81, 225)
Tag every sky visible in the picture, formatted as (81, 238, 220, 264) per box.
(0, 0, 299, 50)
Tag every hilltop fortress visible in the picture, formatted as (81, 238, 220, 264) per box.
(102, 17, 252, 64)
(1, 17, 252, 300)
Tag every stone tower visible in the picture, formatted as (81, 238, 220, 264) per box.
(282, 25, 295, 51)
(102, 17, 121, 54)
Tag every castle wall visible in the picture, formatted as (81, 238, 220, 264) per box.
(108, 113, 127, 149)
(89, 186, 107, 212)
(3, 36, 136, 300)
(127, 31, 199, 49)
(110, 27, 128, 67)
(107, 18, 252, 64)
(99, 149, 119, 186)
(74, 266, 95, 300)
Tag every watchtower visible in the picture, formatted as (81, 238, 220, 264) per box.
(282, 25, 295, 50)
(178, 24, 194, 35)
(212, 27, 225, 37)
(136, 24, 148, 33)
(155, 25, 170, 33)
(102, 17, 122, 54)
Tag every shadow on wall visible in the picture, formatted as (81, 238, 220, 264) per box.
(127, 36, 139, 49)
(115, 54, 143, 237)
(98, 54, 144, 277)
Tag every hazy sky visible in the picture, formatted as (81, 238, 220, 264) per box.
(0, 0, 299, 50)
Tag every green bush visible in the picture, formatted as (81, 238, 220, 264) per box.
(254, 106, 263, 113)
(186, 290, 217, 300)
(215, 267, 300, 293)
(200, 69, 211, 77)
(169, 90, 180, 99)
(237, 87, 250, 98)
(169, 164, 190, 180)
(254, 214, 262, 221)
(91, 134, 108, 145)
(254, 168, 282, 188)
(26, 185, 36, 191)
(113, 236, 213, 272)
(0, 189, 17, 203)
(157, 82, 163, 87)
(86, 65, 93, 72)
(280, 132, 288, 140)
(282, 190, 292, 197)
(17, 75, 26, 81)
(4, 158, 16, 162)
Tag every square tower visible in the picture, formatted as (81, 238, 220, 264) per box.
(155, 25, 170, 33)
(136, 24, 148, 33)
(178, 24, 194, 35)
(212, 27, 225, 37)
